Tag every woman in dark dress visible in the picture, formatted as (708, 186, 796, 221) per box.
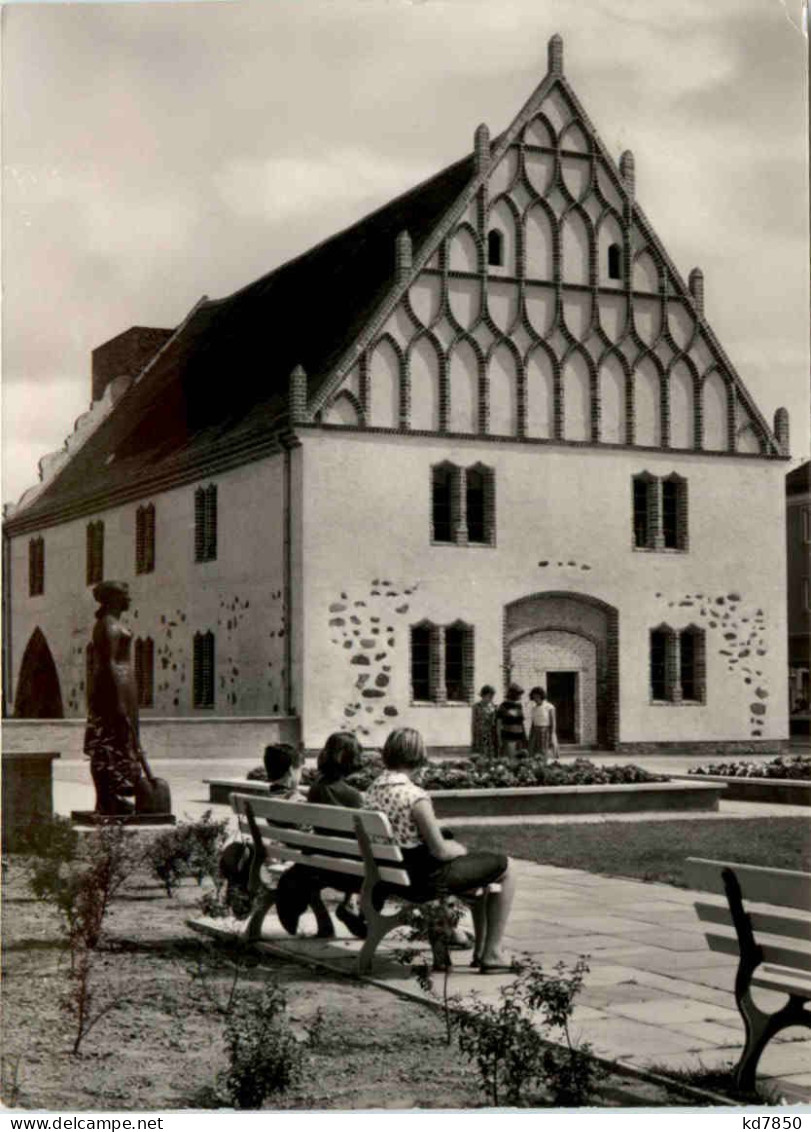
(84, 580, 148, 814)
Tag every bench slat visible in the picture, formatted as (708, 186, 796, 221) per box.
(694, 901, 811, 944)
(752, 964, 811, 1000)
(705, 930, 811, 973)
(271, 845, 411, 888)
(235, 819, 404, 864)
(686, 858, 811, 911)
(232, 795, 395, 841)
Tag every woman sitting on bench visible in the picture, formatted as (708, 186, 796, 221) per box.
(365, 727, 516, 973)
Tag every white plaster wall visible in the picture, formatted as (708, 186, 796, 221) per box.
(9, 455, 289, 721)
(297, 431, 788, 750)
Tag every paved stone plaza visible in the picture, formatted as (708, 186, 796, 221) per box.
(53, 756, 811, 1103)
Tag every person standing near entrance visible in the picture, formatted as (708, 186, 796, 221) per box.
(496, 683, 527, 758)
(471, 685, 498, 758)
(528, 686, 557, 760)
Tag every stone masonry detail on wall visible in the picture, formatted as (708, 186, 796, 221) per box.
(655, 590, 769, 738)
(328, 579, 420, 739)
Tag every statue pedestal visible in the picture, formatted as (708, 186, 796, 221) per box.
(71, 811, 176, 827)
(2, 751, 60, 851)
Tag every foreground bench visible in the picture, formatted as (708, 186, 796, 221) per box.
(232, 792, 489, 975)
(687, 857, 811, 1091)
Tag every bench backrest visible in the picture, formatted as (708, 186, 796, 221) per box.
(686, 857, 811, 974)
(231, 793, 411, 889)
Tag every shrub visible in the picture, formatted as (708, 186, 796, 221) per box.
(143, 811, 229, 895)
(220, 980, 303, 1108)
(452, 955, 605, 1107)
(26, 823, 138, 1053)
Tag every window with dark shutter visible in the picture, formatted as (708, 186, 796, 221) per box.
(633, 475, 654, 549)
(410, 623, 433, 702)
(431, 465, 455, 543)
(193, 630, 215, 708)
(444, 621, 474, 702)
(633, 472, 687, 552)
(135, 638, 154, 707)
(136, 504, 156, 574)
(86, 521, 104, 586)
(680, 625, 705, 703)
(650, 628, 669, 701)
(194, 485, 217, 562)
(28, 537, 44, 596)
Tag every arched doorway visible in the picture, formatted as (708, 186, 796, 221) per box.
(504, 592, 619, 748)
(13, 627, 64, 719)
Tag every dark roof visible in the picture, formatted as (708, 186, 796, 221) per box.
(787, 460, 811, 496)
(7, 151, 474, 530)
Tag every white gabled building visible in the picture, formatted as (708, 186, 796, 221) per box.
(3, 37, 790, 757)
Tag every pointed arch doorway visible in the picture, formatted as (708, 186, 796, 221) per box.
(504, 592, 619, 748)
(13, 627, 64, 718)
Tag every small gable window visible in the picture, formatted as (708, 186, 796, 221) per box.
(649, 627, 671, 702)
(608, 243, 622, 280)
(488, 229, 504, 268)
(136, 503, 156, 575)
(444, 621, 475, 703)
(410, 622, 435, 702)
(632, 473, 657, 550)
(134, 637, 155, 708)
(86, 521, 104, 586)
(194, 485, 217, 563)
(28, 537, 45, 597)
(661, 474, 688, 551)
(431, 463, 458, 543)
(193, 630, 215, 708)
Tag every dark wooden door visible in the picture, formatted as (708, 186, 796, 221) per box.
(547, 671, 577, 743)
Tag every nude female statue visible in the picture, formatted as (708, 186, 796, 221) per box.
(84, 580, 151, 814)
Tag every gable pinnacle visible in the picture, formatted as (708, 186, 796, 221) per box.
(548, 34, 563, 76)
(774, 407, 790, 456)
(619, 150, 635, 199)
(688, 268, 704, 316)
(395, 230, 413, 283)
(289, 364, 308, 425)
(474, 124, 491, 173)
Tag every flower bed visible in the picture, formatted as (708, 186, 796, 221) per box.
(247, 755, 669, 793)
(688, 755, 811, 780)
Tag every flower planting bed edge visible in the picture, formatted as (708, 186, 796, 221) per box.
(205, 777, 725, 814)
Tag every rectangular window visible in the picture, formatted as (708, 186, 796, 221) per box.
(633, 473, 688, 552)
(136, 504, 156, 574)
(28, 537, 44, 596)
(193, 631, 215, 708)
(650, 629, 668, 701)
(86, 521, 104, 586)
(194, 485, 217, 562)
(410, 625, 433, 701)
(135, 638, 154, 708)
(432, 463, 495, 546)
(411, 622, 474, 703)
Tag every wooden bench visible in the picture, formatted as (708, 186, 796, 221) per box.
(231, 792, 493, 976)
(686, 857, 811, 1091)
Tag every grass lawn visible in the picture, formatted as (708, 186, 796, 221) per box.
(457, 817, 811, 887)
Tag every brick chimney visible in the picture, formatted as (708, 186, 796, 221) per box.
(91, 326, 174, 402)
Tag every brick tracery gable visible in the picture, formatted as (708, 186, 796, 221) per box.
(313, 36, 780, 458)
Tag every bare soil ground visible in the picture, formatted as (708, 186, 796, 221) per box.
(1, 858, 710, 1111)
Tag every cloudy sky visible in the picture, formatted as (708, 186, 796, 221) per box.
(2, 0, 808, 506)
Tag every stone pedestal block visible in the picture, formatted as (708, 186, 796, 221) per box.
(2, 750, 60, 852)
